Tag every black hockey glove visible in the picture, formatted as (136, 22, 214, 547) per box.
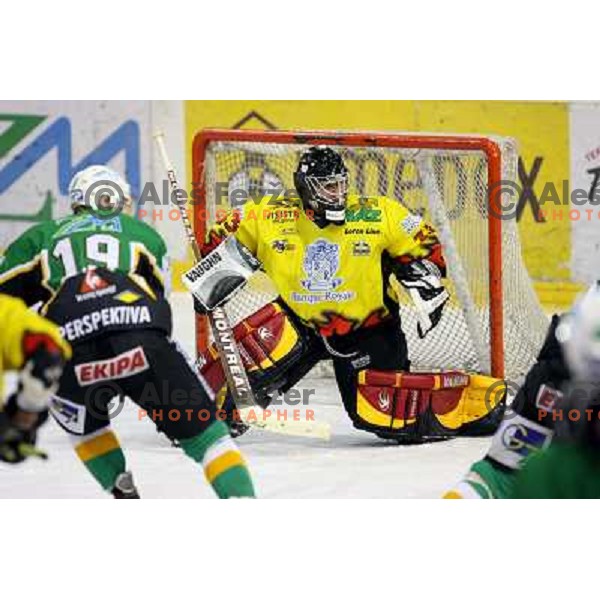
(0, 331, 67, 463)
(395, 259, 449, 339)
(17, 335, 66, 411)
(0, 395, 49, 464)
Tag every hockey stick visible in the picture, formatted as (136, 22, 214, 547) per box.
(237, 407, 331, 440)
(154, 132, 255, 409)
(153, 132, 331, 441)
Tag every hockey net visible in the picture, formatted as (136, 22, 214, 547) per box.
(192, 129, 548, 381)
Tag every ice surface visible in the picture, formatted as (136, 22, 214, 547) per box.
(0, 293, 490, 499)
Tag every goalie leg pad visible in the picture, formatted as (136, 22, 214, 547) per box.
(352, 370, 506, 442)
(200, 301, 312, 407)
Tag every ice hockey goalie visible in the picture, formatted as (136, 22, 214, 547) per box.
(188, 146, 506, 442)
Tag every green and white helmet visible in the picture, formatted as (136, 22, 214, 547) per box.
(558, 283, 600, 383)
(68, 165, 132, 214)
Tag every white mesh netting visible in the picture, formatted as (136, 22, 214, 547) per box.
(197, 132, 548, 381)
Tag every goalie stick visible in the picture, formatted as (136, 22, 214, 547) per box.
(153, 132, 330, 441)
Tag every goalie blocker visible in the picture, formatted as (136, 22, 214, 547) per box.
(197, 299, 506, 442)
(182, 236, 261, 312)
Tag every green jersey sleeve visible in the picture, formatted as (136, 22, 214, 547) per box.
(127, 219, 171, 298)
(0, 222, 54, 306)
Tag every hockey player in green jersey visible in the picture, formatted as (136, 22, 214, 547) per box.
(511, 286, 600, 498)
(446, 283, 600, 499)
(0, 165, 255, 499)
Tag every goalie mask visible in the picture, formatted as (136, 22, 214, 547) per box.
(294, 147, 349, 227)
(68, 165, 132, 216)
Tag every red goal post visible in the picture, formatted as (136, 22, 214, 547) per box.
(191, 128, 546, 380)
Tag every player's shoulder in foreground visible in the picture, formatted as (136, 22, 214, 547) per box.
(0, 292, 28, 316)
(0, 292, 51, 338)
(0, 292, 70, 363)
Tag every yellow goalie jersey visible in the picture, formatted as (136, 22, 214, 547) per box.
(205, 194, 446, 336)
(0, 294, 70, 404)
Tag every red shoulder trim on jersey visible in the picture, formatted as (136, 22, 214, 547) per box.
(22, 331, 62, 359)
(426, 243, 447, 274)
(201, 211, 242, 256)
(393, 242, 446, 275)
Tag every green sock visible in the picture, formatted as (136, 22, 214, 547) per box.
(81, 448, 126, 491)
(74, 430, 126, 491)
(179, 421, 256, 498)
(468, 458, 519, 499)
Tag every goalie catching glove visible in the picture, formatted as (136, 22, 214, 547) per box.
(0, 395, 50, 463)
(395, 259, 449, 338)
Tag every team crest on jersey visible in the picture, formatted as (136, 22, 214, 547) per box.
(301, 240, 342, 291)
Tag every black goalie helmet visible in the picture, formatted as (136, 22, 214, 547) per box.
(293, 146, 349, 226)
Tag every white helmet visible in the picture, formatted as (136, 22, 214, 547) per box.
(558, 283, 600, 382)
(68, 165, 132, 214)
